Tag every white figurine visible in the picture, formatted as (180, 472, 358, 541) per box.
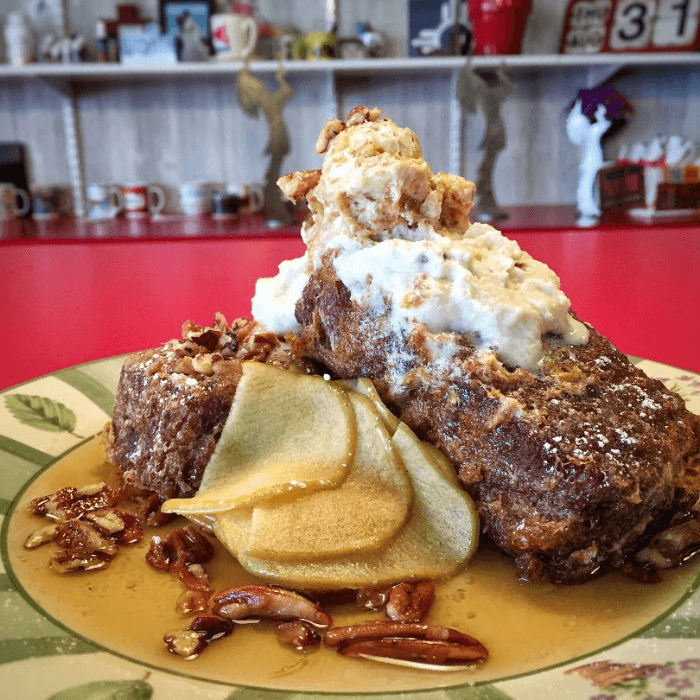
(566, 87, 632, 227)
(566, 101, 610, 225)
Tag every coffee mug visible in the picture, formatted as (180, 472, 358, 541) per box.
(303, 30, 336, 59)
(211, 189, 241, 220)
(227, 183, 264, 213)
(87, 183, 123, 220)
(31, 186, 70, 220)
(0, 182, 30, 220)
(179, 182, 213, 217)
(122, 183, 165, 219)
(211, 13, 258, 60)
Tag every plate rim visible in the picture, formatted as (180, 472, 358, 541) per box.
(1, 354, 700, 697)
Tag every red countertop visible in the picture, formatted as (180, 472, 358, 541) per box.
(2, 212, 699, 390)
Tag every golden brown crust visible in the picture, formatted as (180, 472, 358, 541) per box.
(107, 315, 295, 501)
(291, 258, 700, 583)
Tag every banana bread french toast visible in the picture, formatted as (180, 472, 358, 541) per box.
(106, 314, 296, 500)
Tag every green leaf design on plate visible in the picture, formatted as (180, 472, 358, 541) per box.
(4, 394, 77, 434)
(46, 679, 153, 700)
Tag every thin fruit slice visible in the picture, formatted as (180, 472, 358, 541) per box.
(242, 392, 413, 561)
(420, 440, 459, 485)
(162, 362, 355, 515)
(217, 421, 479, 590)
(337, 378, 400, 435)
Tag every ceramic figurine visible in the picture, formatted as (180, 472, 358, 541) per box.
(4, 13, 34, 65)
(237, 64, 295, 225)
(566, 86, 632, 227)
(458, 65, 515, 222)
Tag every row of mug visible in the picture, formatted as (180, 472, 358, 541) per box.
(0, 182, 71, 221)
(0, 181, 265, 221)
(90, 182, 265, 221)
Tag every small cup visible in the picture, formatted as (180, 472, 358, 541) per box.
(227, 183, 264, 214)
(88, 183, 124, 220)
(468, 0, 532, 55)
(31, 186, 68, 220)
(211, 189, 241, 220)
(0, 182, 30, 220)
(211, 13, 258, 60)
(121, 183, 165, 219)
(179, 181, 213, 217)
(303, 30, 336, 59)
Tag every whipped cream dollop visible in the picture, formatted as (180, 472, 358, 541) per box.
(252, 108, 589, 372)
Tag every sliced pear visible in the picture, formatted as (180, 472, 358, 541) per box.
(241, 392, 413, 561)
(217, 421, 479, 590)
(420, 440, 459, 485)
(162, 362, 355, 515)
(336, 378, 400, 435)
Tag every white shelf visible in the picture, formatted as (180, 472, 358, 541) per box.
(1, 52, 700, 81)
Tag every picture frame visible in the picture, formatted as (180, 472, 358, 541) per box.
(159, 0, 215, 61)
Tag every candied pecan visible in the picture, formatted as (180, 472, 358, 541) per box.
(30, 483, 120, 522)
(176, 589, 212, 617)
(324, 620, 488, 668)
(337, 637, 487, 666)
(171, 356, 195, 375)
(193, 330, 221, 353)
(54, 520, 118, 556)
(164, 616, 234, 660)
(133, 492, 174, 528)
(276, 620, 323, 650)
(191, 354, 215, 375)
(315, 119, 345, 155)
(85, 509, 143, 545)
(50, 548, 113, 573)
(176, 563, 213, 594)
(386, 581, 435, 623)
(635, 517, 700, 569)
(213, 585, 332, 628)
(24, 523, 59, 549)
(355, 585, 392, 611)
(345, 105, 382, 127)
(278, 169, 322, 200)
(145, 526, 215, 572)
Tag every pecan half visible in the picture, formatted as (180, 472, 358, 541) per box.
(54, 519, 119, 556)
(50, 548, 113, 573)
(315, 119, 345, 154)
(164, 616, 234, 660)
(324, 620, 487, 668)
(133, 492, 174, 528)
(176, 589, 212, 617)
(212, 585, 332, 628)
(23, 523, 59, 549)
(86, 509, 143, 545)
(386, 581, 435, 623)
(355, 585, 392, 611)
(276, 620, 323, 650)
(30, 483, 120, 522)
(278, 169, 322, 201)
(145, 525, 215, 572)
(345, 105, 382, 127)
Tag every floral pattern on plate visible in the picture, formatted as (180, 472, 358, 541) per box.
(1, 356, 699, 700)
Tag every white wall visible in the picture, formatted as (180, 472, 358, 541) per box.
(1, 1, 698, 204)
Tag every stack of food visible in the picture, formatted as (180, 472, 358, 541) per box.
(107, 106, 700, 590)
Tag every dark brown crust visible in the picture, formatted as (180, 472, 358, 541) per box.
(291, 258, 700, 584)
(106, 316, 295, 501)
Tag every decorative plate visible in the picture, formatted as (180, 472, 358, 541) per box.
(2, 356, 700, 700)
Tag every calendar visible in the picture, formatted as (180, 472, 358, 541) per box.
(560, 0, 700, 53)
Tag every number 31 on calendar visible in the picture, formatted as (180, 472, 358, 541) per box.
(604, 0, 700, 51)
